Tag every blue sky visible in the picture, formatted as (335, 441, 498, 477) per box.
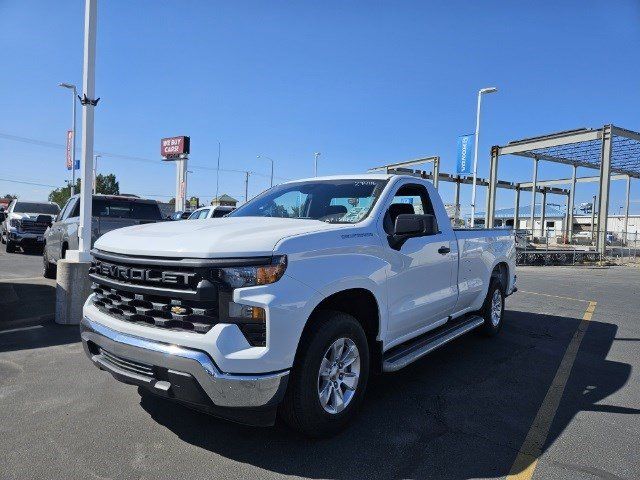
(1, 0, 639, 214)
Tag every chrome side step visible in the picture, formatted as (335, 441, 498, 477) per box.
(382, 315, 484, 372)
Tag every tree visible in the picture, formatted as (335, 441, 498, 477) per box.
(95, 173, 119, 195)
(47, 173, 120, 207)
(3, 194, 17, 199)
(48, 179, 80, 207)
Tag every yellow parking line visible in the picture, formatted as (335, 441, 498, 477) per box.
(506, 300, 597, 480)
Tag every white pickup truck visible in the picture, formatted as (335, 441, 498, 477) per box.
(81, 174, 516, 436)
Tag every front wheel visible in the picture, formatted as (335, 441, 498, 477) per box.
(479, 278, 505, 336)
(279, 310, 370, 437)
(5, 239, 16, 253)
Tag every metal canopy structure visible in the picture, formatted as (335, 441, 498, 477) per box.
(487, 124, 638, 253)
(369, 158, 569, 226)
(500, 126, 640, 179)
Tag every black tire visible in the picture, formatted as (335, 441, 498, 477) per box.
(5, 239, 16, 253)
(279, 310, 370, 438)
(479, 277, 505, 337)
(43, 247, 56, 279)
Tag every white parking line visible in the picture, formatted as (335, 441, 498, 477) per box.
(0, 276, 49, 283)
(0, 324, 44, 335)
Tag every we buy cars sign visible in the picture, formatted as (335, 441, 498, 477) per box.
(160, 136, 190, 158)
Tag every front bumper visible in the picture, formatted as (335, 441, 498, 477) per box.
(80, 316, 289, 418)
(7, 229, 45, 244)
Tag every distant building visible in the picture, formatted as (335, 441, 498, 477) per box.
(470, 204, 640, 241)
(210, 194, 238, 207)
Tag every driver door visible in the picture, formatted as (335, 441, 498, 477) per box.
(383, 182, 457, 343)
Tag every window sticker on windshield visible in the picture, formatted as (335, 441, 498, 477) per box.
(342, 206, 367, 222)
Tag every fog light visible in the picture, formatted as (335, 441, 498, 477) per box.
(228, 302, 266, 320)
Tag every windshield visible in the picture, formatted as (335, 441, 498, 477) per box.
(13, 202, 60, 215)
(229, 179, 387, 223)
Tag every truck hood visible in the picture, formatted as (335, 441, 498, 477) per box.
(94, 217, 346, 258)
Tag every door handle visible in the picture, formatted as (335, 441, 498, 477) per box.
(438, 246, 450, 255)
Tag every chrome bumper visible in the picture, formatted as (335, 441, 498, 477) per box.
(80, 316, 288, 409)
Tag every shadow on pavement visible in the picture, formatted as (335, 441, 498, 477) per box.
(0, 282, 80, 352)
(138, 310, 635, 479)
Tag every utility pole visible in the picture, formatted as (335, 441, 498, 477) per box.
(314, 152, 321, 177)
(244, 171, 250, 203)
(215, 141, 221, 200)
(92, 154, 101, 194)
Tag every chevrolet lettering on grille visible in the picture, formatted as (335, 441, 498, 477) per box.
(94, 260, 196, 287)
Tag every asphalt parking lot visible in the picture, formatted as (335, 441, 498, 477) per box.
(0, 249, 639, 480)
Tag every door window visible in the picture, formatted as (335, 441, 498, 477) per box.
(384, 183, 437, 234)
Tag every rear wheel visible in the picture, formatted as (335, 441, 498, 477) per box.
(479, 278, 504, 336)
(279, 310, 369, 437)
(43, 247, 56, 279)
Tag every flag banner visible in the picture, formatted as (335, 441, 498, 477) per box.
(456, 134, 474, 175)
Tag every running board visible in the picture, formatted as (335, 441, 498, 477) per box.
(382, 315, 484, 372)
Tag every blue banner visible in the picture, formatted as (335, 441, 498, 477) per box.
(456, 134, 474, 175)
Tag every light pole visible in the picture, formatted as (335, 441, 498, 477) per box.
(257, 155, 275, 187)
(314, 152, 321, 177)
(59, 82, 77, 196)
(92, 154, 101, 193)
(470, 87, 498, 227)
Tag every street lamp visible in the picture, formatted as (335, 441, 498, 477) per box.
(314, 152, 321, 177)
(59, 82, 78, 195)
(92, 154, 101, 194)
(470, 86, 498, 227)
(257, 155, 275, 187)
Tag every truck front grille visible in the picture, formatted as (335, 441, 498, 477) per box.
(18, 220, 48, 234)
(88, 250, 266, 346)
(92, 284, 218, 334)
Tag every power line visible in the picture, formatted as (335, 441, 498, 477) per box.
(0, 177, 57, 188)
(0, 132, 291, 181)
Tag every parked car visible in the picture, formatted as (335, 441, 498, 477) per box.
(168, 210, 192, 220)
(187, 205, 235, 219)
(42, 194, 163, 278)
(1, 200, 60, 253)
(81, 174, 516, 436)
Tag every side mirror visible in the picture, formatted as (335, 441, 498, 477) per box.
(389, 214, 438, 250)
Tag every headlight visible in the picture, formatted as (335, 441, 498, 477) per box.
(218, 255, 287, 288)
(10, 219, 20, 228)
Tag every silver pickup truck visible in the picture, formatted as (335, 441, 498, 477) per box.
(42, 194, 163, 278)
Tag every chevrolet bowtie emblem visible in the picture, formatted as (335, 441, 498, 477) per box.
(170, 306, 187, 315)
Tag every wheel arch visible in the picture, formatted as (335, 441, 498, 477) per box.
(297, 287, 383, 373)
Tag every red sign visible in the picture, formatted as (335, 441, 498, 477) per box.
(66, 130, 74, 169)
(161, 136, 190, 158)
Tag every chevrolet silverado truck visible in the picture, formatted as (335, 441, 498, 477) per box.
(80, 174, 516, 436)
(42, 194, 163, 278)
